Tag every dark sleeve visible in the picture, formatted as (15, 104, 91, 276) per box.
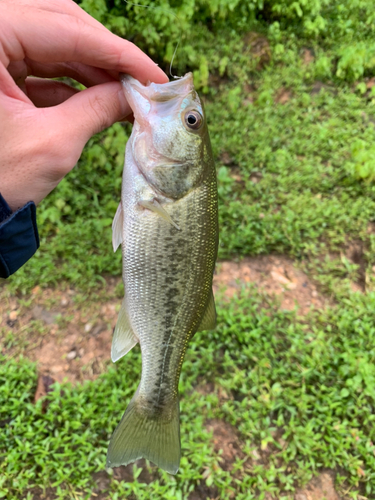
(0, 193, 40, 279)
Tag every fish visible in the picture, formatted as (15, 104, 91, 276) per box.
(106, 72, 219, 475)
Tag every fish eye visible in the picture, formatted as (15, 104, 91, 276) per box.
(184, 110, 203, 130)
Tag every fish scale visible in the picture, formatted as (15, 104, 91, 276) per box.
(107, 73, 218, 474)
(127, 184, 217, 409)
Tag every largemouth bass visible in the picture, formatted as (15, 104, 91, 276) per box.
(106, 73, 218, 474)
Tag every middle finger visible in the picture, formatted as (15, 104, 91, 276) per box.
(25, 59, 116, 87)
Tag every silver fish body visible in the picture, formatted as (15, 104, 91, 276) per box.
(107, 73, 218, 474)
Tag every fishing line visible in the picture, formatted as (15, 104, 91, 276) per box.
(123, 0, 183, 79)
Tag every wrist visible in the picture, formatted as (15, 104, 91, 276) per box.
(0, 192, 40, 278)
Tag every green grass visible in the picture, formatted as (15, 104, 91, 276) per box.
(3, 0, 375, 498)
(7, 28, 375, 295)
(2, 290, 375, 498)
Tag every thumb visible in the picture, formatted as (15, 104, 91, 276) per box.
(55, 80, 131, 145)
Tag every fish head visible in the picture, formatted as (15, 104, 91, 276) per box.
(121, 73, 210, 199)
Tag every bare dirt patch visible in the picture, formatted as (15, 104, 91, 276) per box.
(296, 470, 340, 500)
(1, 256, 326, 385)
(206, 419, 245, 471)
(344, 239, 366, 292)
(275, 87, 293, 104)
(1, 281, 122, 384)
(243, 32, 271, 69)
(188, 484, 219, 500)
(302, 48, 315, 65)
(213, 255, 326, 314)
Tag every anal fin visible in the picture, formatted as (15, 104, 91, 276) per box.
(197, 290, 216, 332)
(112, 202, 124, 252)
(112, 298, 138, 362)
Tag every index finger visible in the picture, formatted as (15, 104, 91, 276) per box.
(0, 3, 168, 85)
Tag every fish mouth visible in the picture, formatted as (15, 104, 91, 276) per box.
(120, 72, 194, 98)
(120, 73, 195, 123)
(120, 72, 196, 170)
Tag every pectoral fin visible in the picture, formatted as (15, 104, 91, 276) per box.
(197, 290, 216, 332)
(112, 202, 124, 252)
(112, 298, 138, 362)
(139, 199, 180, 230)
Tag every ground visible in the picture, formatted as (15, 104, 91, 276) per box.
(1, 256, 347, 499)
(1, 255, 326, 385)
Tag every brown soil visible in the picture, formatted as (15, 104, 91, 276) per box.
(213, 255, 326, 314)
(302, 48, 315, 65)
(344, 239, 366, 292)
(1, 256, 340, 499)
(1, 281, 121, 384)
(1, 256, 326, 386)
(243, 32, 271, 69)
(206, 419, 245, 471)
(275, 87, 293, 104)
(295, 471, 341, 500)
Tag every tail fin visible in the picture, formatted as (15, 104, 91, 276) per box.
(106, 397, 180, 475)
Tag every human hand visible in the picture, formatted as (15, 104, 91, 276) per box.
(0, 0, 168, 211)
